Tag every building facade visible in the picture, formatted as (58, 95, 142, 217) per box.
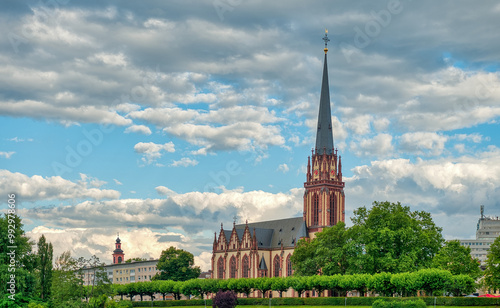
(211, 31, 345, 296)
(459, 206, 500, 265)
(81, 236, 160, 286)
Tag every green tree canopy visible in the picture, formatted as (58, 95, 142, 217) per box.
(351, 201, 444, 273)
(153, 246, 201, 282)
(36, 235, 53, 300)
(432, 239, 481, 279)
(484, 236, 500, 292)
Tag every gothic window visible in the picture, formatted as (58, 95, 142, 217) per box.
(330, 193, 335, 225)
(230, 256, 237, 279)
(273, 255, 280, 277)
(217, 257, 224, 279)
(242, 255, 249, 278)
(286, 254, 292, 277)
(313, 194, 319, 226)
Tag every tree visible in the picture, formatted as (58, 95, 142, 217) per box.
(484, 236, 500, 292)
(432, 240, 481, 279)
(351, 201, 444, 274)
(153, 246, 201, 282)
(417, 268, 452, 296)
(0, 214, 36, 303)
(286, 276, 308, 297)
(270, 277, 288, 297)
(448, 274, 476, 296)
(50, 251, 85, 308)
(125, 257, 147, 263)
(36, 235, 53, 300)
(253, 277, 272, 298)
(315, 222, 358, 275)
(290, 238, 320, 276)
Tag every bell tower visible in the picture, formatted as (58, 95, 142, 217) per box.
(304, 30, 345, 237)
(112, 234, 125, 264)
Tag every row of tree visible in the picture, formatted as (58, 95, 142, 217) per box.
(108, 269, 475, 302)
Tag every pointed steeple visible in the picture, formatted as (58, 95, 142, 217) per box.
(315, 29, 334, 155)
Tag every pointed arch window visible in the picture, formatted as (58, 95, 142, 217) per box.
(273, 255, 281, 277)
(242, 255, 250, 278)
(217, 257, 224, 279)
(313, 194, 319, 226)
(230, 256, 237, 279)
(330, 193, 335, 225)
(286, 254, 293, 277)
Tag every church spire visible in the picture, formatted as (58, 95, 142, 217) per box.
(315, 29, 334, 155)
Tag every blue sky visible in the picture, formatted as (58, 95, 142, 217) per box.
(1, 0, 500, 270)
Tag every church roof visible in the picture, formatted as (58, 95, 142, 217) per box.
(259, 255, 268, 270)
(315, 31, 334, 155)
(224, 217, 307, 249)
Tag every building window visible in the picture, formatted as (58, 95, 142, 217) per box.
(286, 254, 292, 277)
(273, 255, 280, 277)
(330, 193, 335, 225)
(230, 256, 237, 279)
(217, 257, 224, 279)
(313, 194, 319, 226)
(242, 255, 249, 278)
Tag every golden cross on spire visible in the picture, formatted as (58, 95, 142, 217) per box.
(322, 29, 330, 53)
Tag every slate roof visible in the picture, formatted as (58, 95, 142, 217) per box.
(315, 52, 334, 155)
(223, 217, 307, 249)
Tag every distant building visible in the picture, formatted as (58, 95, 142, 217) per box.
(211, 31, 346, 297)
(458, 206, 500, 265)
(80, 235, 159, 286)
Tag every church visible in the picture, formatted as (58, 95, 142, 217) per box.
(211, 31, 346, 294)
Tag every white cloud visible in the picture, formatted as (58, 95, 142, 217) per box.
(133, 142, 175, 164)
(0, 100, 132, 126)
(113, 179, 123, 185)
(124, 125, 152, 135)
(350, 133, 394, 157)
(344, 115, 372, 135)
(0, 170, 120, 202)
(399, 132, 448, 156)
(346, 148, 500, 239)
(7, 137, 34, 142)
(0, 152, 15, 159)
(164, 122, 284, 152)
(23, 187, 304, 235)
(170, 157, 199, 167)
(277, 163, 290, 173)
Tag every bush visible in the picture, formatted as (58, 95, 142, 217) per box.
(212, 290, 237, 308)
(373, 299, 426, 308)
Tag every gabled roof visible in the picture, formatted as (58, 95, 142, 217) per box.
(222, 217, 307, 249)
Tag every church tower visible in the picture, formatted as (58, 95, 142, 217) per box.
(112, 234, 125, 264)
(304, 30, 345, 237)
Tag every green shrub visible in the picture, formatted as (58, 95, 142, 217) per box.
(373, 298, 426, 308)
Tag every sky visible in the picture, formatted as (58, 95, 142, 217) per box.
(1, 0, 500, 271)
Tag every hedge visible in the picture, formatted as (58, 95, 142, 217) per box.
(373, 299, 426, 308)
(131, 297, 500, 307)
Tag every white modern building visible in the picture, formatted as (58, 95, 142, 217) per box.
(459, 206, 500, 265)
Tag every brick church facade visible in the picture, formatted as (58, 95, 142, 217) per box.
(211, 31, 345, 296)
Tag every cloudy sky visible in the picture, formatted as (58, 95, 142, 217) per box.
(1, 0, 500, 271)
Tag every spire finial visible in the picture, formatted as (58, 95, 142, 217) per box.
(322, 29, 330, 53)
